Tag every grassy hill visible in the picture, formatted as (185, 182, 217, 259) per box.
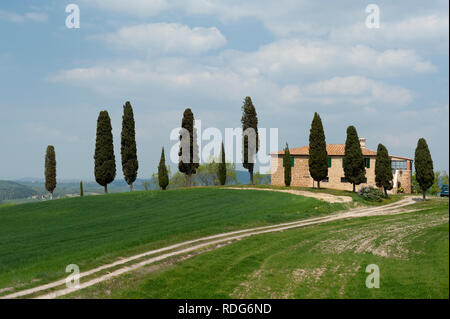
(0, 181, 38, 202)
(65, 199, 449, 299)
(0, 188, 342, 291)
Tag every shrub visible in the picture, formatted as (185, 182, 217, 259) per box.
(358, 186, 384, 202)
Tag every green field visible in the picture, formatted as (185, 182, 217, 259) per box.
(65, 198, 449, 299)
(0, 188, 343, 292)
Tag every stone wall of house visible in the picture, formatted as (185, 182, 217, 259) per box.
(392, 169, 412, 194)
(270, 155, 410, 192)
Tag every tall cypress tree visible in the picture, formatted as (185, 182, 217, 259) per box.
(283, 143, 292, 187)
(158, 147, 169, 190)
(375, 143, 393, 198)
(308, 112, 328, 189)
(94, 110, 116, 194)
(218, 141, 227, 185)
(344, 126, 366, 192)
(121, 101, 139, 192)
(45, 145, 56, 199)
(178, 108, 199, 187)
(241, 96, 259, 184)
(414, 138, 434, 200)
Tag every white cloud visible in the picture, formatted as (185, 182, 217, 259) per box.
(0, 10, 47, 23)
(305, 76, 414, 106)
(99, 23, 226, 55)
(227, 40, 436, 79)
(330, 13, 449, 54)
(88, 0, 448, 54)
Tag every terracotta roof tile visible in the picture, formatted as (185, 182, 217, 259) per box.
(274, 144, 378, 156)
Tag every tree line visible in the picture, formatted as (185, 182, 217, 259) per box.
(44, 97, 260, 196)
(43, 99, 435, 200)
(282, 112, 435, 200)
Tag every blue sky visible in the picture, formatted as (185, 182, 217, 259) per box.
(0, 0, 448, 180)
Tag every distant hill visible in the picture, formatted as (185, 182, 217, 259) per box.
(0, 181, 38, 202)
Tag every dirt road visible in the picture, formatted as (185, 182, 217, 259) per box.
(1, 196, 417, 299)
(225, 187, 353, 203)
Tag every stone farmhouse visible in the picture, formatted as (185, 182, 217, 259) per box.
(270, 138, 413, 194)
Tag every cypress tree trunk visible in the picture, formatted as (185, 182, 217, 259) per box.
(353, 183, 356, 192)
(104, 185, 108, 194)
(318, 181, 321, 189)
(129, 184, 133, 192)
(384, 187, 388, 198)
(250, 171, 253, 185)
(422, 190, 426, 200)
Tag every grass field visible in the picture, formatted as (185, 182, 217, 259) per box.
(64, 198, 449, 299)
(0, 188, 343, 292)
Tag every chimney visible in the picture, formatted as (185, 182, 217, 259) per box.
(359, 138, 366, 148)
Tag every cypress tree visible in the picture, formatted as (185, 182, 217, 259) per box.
(414, 138, 434, 200)
(45, 145, 56, 199)
(283, 143, 292, 187)
(308, 112, 328, 189)
(158, 147, 169, 190)
(241, 96, 259, 184)
(375, 143, 393, 198)
(80, 181, 84, 197)
(218, 141, 227, 185)
(178, 108, 199, 187)
(94, 110, 116, 194)
(121, 101, 139, 192)
(344, 126, 366, 192)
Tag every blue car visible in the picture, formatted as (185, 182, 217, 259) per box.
(441, 184, 449, 197)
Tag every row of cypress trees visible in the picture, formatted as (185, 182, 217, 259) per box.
(282, 112, 434, 199)
(92, 97, 257, 193)
(94, 102, 139, 194)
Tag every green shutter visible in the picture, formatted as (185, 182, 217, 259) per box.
(365, 158, 370, 168)
(328, 157, 332, 167)
(291, 156, 295, 167)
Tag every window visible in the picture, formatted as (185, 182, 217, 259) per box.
(283, 156, 295, 167)
(328, 157, 332, 167)
(365, 158, 371, 168)
(322, 177, 329, 183)
(391, 160, 407, 170)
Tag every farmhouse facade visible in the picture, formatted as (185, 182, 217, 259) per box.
(271, 138, 413, 194)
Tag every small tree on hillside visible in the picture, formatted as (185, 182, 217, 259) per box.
(45, 145, 56, 199)
(94, 110, 116, 194)
(375, 143, 393, 198)
(241, 96, 259, 184)
(344, 126, 366, 192)
(414, 138, 434, 200)
(218, 141, 227, 185)
(283, 143, 292, 187)
(308, 112, 328, 189)
(158, 147, 169, 190)
(121, 101, 139, 191)
(80, 181, 84, 197)
(178, 108, 199, 187)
